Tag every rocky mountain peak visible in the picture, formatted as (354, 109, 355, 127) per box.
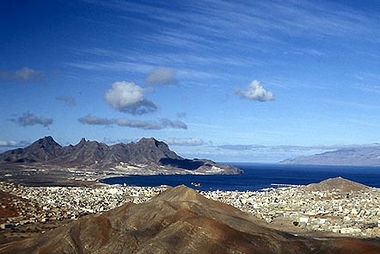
(136, 137, 168, 149)
(74, 138, 93, 147)
(0, 136, 242, 174)
(31, 136, 62, 149)
(154, 185, 206, 203)
(78, 137, 87, 144)
(14, 136, 64, 162)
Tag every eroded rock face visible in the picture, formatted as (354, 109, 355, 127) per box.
(2, 185, 380, 254)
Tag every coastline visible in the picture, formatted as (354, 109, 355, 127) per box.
(2, 163, 380, 242)
(0, 163, 242, 188)
(2, 178, 380, 239)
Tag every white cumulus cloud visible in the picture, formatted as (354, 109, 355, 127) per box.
(104, 81, 158, 115)
(235, 80, 274, 102)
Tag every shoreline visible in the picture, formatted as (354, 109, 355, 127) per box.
(1, 179, 380, 239)
(1, 164, 380, 240)
(0, 163, 242, 188)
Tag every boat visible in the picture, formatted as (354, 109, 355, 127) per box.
(191, 182, 202, 188)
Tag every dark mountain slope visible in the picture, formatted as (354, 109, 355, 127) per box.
(0, 136, 242, 174)
(119, 137, 183, 165)
(56, 138, 111, 167)
(0, 136, 63, 163)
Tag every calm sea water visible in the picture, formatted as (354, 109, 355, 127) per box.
(101, 163, 380, 191)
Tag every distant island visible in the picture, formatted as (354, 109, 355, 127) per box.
(281, 145, 380, 166)
(0, 136, 242, 181)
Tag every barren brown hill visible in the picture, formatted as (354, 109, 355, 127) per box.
(1, 185, 380, 254)
(303, 177, 369, 192)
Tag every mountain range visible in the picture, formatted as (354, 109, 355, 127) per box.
(281, 145, 380, 166)
(0, 136, 242, 174)
(2, 185, 379, 253)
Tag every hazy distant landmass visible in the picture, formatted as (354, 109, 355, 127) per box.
(0, 136, 242, 175)
(281, 145, 380, 166)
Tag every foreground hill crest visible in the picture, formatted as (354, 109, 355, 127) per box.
(0, 136, 242, 174)
(3, 185, 380, 254)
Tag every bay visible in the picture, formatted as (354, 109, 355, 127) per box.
(101, 163, 380, 191)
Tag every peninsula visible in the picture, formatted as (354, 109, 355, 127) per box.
(0, 136, 242, 186)
(281, 145, 380, 166)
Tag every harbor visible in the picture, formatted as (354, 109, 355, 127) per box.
(1, 178, 380, 238)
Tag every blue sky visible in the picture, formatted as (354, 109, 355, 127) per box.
(1, 0, 380, 162)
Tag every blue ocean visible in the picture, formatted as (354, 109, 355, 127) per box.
(101, 163, 380, 191)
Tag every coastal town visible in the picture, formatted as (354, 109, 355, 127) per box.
(1, 178, 380, 238)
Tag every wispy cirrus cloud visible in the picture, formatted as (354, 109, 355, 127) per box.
(56, 95, 77, 106)
(145, 67, 177, 85)
(96, 0, 376, 45)
(67, 60, 153, 73)
(218, 143, 351, 153)
(218, 144, 264, 151)
(165, 138, 205, 146)
(74, 0, 380, 83)
(11, 112, 53, 127)
(78, 115, 187, 130)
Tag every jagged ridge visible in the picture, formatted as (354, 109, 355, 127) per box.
(0, 136, 242, 174)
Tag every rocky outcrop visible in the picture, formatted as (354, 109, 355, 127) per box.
(0, 136, 242, 175)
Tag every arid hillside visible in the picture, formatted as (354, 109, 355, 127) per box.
(1, 185, 380, 254)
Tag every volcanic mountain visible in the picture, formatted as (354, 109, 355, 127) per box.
(2, 185, 379, 254)
(303, 177, 369, 192)
(0, 136, 241, 174)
